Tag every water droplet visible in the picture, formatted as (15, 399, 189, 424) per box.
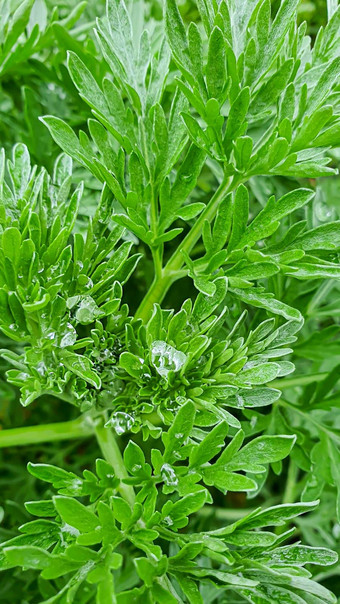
(235, 394, 244, 408)
(132, 464, 142, 473)
(75, 296, 101, 325)
(17, 372, 29, 380)
(163, 515, 174, 526)
(105, 411, 135, 435)
(176, 396, 186, 404)
(175, 433, 183, 439)
(60, 324, 77, 348)
(151, 340, 187, 378)
(250, 416, 257, 428)
(71, 478, 83, 493)
(161, 463, 178, 487)
(36, 362, 47, 376)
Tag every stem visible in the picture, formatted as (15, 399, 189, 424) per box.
(276, 459, 299, 535)
(135, 174, 237, 321)
(307, 280, 335, 316)
(95, 422, 135, 506)
(0, 417, 94, 448)
(269, 372, 327, 389)
(282, 459, 298, 505)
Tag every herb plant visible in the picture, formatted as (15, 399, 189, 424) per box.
(0, 0, 340, 602)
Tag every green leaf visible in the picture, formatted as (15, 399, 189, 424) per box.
(1, 227, 21, 267)
(167, 490, 207, 524)
(189, 421, 229, 467)
(228, 185, 249, 251)
(202, 468, 257, 493)
(293, 222, 340, 251)
(206, 27, 226, 100)
(230, 435, 296, 472)
(267, 545, 338, 566)
(163, 401, 195, 462)
(53, 496, 100, 532)
(231, 287, 302, 321)
(60, 351, 101, 389)
(67, 51, 108, 116)
(224, 88, 250, 156)
(165, 0, 190, 71)
(3, 546, 52, 570)
(40, 116, 83, 160)
(240, 189, 315, 247)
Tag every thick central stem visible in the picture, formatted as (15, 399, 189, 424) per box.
(0, 417, 93, 448)
(136, 174, 237, 321)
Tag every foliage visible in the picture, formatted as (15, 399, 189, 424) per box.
(0, 0, 340, 602)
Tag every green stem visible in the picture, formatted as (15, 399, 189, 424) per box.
(283, 459, 298, 505)
(94, 422, 135, 506)
(136, 174, 237, 321)
(276, 459, 299, 535)
(269, 372, 327, 389)
(0, 417, 94, 448)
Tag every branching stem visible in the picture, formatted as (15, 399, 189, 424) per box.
(136, 174, 237, 321)
(0, 417, 93, 448)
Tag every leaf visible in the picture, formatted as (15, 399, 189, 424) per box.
(227, 387, 281, 408)
(163, 401, 195, 462)
(67, 51, 108, 116)
(40, 116, 82, 160)
(206, 27, 226, 100)
(165, 0, 190, 71)
(3, 546, 52, 570)
(176, 203, 205, 221)
(193, 276, 228, 321)
(308, 57, 340, 114)
(189, 421, 229, 467)
(2, 227, 21, 267)
(239, 363, 281, 385)
(267, 545, 338, 566)
(27, 463, 82, 494)
(202, 468, 257, 493)
(60, 351, 101, 389)
(227, 185, 249, 251)
(224, 88, 250, 156)
(258, 0, 300, 75)
(231, 287, 302, 321)
(167, 490, 207, 524)
(230, 435, 296, 472)
(240, 501, 319, 530)
(293, 222, 340, 250)
(53, 496, 100, 532)
(240, 189, 315, 247)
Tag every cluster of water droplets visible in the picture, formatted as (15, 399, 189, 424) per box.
(60, 322, 77, 348)
(105, 411, 135, 435)
(70, 295, 102, 325)
(160, 463, 178, 487)
(151, 340, 187, 378)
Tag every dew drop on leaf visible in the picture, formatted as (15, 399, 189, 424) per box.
(161, 463, 178, 487)
(151, 340, 187, 378)
(105, 411, 135, 435)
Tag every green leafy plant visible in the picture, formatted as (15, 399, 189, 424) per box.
(1, 0, 340, 602)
